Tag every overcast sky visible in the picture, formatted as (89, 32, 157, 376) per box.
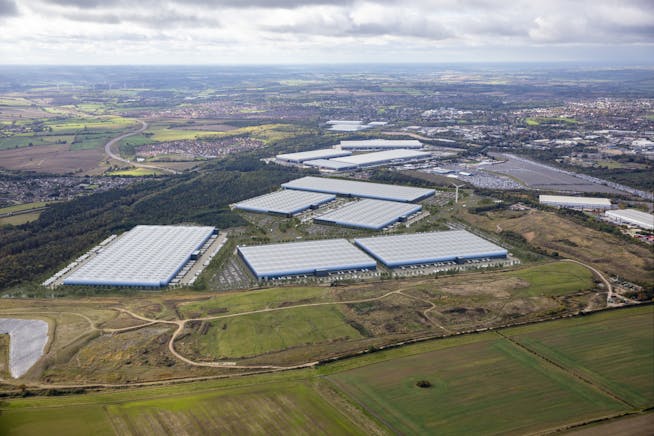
(0, 0, 652, 64)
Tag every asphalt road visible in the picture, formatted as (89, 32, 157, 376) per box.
(104, 119, 178, 175)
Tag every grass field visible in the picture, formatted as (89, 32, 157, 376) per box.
(106, 167, 162, 176)
(0, 202, 48, 215)
(525, 117, 578, 126)
(329, 333, 627, 434)
(178, 286, 330, 318)
(0, 212, 41, 226)
(506, 306, 654, 408)
(0, 306, 651, 435)
(460, 209, 654, 285)
(183, 305, 362, 359)
(0, 116, 137, 151)
(0, 334, 8, 379)
(507, 261, 593, 297)
(0, 379, 363, 436)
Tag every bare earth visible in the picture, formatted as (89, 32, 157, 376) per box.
(0, 144, 105, 174)
(566, 413, 654, 436)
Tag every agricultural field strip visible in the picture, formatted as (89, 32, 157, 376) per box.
(495, 330, 636, 408)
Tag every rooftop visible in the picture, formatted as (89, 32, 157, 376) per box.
(315, 199, 422, 230)
(331, 148, 431, 166)
(238, 239, 376, 279)
(234, 190, 335, 215)
(276, 148, 352, 163)
(355, 230, 508, 267)
(282, 176, 435, 203)
(64, 225, 215, 287)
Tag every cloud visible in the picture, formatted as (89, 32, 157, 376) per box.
(2, 0, 653, 64)
(0, 0, 18, 17)
(40, 0, 357, 9)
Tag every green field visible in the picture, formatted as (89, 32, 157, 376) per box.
(0, 334, 8, 378)
(0, 211, 42, 226)
(329, 332, 627, 434)
(507, 261, 593, 297)
(506, 306, 654, 408)
(106, 167, 162, 176)
(0, 202, 48, 215)
(0, 380, 361, 436)
(179, 286, 329, 318)
(1, 307, 652, 435)
(525, 116, 578, 126)
(186, 305, 362, 358)
(0, 116, 137, 150)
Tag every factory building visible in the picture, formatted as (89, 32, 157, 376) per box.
(605, 209, 654, 230)
(314, 199, 422, 230)
(282, 176, 434, 203)
(276, 148, 352, 164)
(355, 230, 507, 268)
(238, 239, 377, 279)
(539, 195, 612, 210)
(234, 190, 335, 217)
(63, 225, 216, 287)
(339, 139, 423, 150)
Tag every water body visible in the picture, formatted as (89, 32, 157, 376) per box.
(0, 318, 49, 378)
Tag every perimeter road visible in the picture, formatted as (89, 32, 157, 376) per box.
(104, 119, 178, 175)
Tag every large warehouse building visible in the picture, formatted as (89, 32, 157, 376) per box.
(605, 209, 654, 230)
(539, 195, 612, 210)
(238, 239, 377, 279)
(303, 159, 358, 171)
(355, 230, 508, 268)
(63, 225, 216, 287)
(282, 176, 435, 202)
(276, 148, 352, 164)
(339, 139, 423, 150)
(328, 149, 431, 168)
(314, 199, 422, 230)
(234, 190, 335, 216)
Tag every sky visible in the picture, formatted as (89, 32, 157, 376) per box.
(0, 0, 653, 65)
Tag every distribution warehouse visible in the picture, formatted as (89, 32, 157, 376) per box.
(339, 139, 423, 150)
(63, 225, 216, 287)
(276, 148, 352, 163)
(234, 190, 335, 216)
(303, 159, 358, 171)
(327, 149, 431, 168)
(539, 195, 612, 210)
(282, 176, 435, 202)
(314, 199, 422, 230)
(238, 239, 377, 279)
(355, 230, 507, 267)
(605, 209, 654, 230)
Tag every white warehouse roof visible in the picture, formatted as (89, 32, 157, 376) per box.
(355, 230, 507, 268)
(605, 209, 654, 230)
(276, 148, 352, 163)
(282, 176, 435, 202)
(238, 239, 377, 279)
(315, 199, 422, 230)
(327, 120, 363, 125)
(64, 225, 215, 287)
(340, 139, 423, 150)
(234, 190, 335, 216)
(539, 195, 612, 209)
(331, 149, 431, 167)
(303, 159, 358, 171)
